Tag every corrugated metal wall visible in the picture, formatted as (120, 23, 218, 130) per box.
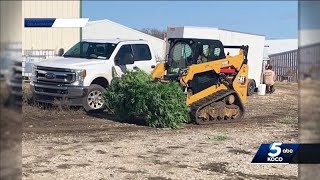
(269, 50, 298, 82)
(22, 1, 80, 53)
(266, 42, 320, 82)
(299, 43, 320, 79)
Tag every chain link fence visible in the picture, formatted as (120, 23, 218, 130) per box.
(22, 49, 56, 80)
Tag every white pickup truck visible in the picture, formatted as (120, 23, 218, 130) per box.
(30, 39, 157, 111)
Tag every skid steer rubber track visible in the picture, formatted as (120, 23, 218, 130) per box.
(190, 89, 245, 125)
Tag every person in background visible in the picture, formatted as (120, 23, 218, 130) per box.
(264, 65, 277, 94)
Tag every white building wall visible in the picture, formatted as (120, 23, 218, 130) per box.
(265, 39, 298, 55)
(22, 1, 81, 53)
(83, 20, 166, 61)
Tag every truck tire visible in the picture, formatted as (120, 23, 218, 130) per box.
(83, 84, 106, 112)
(247, 79, 256, 96)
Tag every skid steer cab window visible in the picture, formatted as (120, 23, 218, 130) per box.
(168, 42, 193, 74)
(196, 42, 225, 63)
(64, 42, 117, 60)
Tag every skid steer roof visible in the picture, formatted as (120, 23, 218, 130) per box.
(167, 38, 226, 60)
(168, 38, 223, 45)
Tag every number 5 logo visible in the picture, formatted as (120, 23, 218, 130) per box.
(268, 142, 282, 157)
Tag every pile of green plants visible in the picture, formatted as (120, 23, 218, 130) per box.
(103, 69, 189, 129)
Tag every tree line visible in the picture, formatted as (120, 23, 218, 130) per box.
(137, 28, 166, 40)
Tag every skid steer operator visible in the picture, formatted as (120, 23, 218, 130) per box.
(194, 46, 210, 64)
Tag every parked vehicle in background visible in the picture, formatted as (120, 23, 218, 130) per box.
(30, 39, 157, 111)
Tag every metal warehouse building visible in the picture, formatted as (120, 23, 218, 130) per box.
(265, 39, 298, 82)
(22, 1, 81, 52)
(268, 49, 298, 82)
(266, 30, 320, 82)
(82, 19, 166, 62)
(21, 0, 81, 78)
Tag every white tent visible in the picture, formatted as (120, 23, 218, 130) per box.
(82, 19, 166, 61)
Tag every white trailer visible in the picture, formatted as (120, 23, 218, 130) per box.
(167, 26, 266, 95)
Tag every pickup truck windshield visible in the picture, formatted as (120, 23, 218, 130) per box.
(63, 42, 117, 59)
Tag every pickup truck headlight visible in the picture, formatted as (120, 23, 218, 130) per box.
(71, 69, 86, 86)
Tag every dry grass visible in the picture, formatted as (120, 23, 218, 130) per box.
(208, 135, 229, 141)
(279, 116, 298, 125)
(22, 82, 84, 115)
(299, 79, 320, 180)
(0, 80, 9, 105)
(22, 81, 32, 105)
(300, 79, 320, 137)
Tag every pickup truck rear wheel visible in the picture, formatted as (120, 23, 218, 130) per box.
(247, 79, 256, 96)
(83, 84, 106, 112)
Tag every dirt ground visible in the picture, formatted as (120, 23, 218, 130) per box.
(0, 107, 22, 180)
(0, 80, 22, 180)
(22, 83, 299, 180)
(299, 79, 320, 180)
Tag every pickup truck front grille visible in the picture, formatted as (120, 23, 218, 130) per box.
(35, 66, 75, 85)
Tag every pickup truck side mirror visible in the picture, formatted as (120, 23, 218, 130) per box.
(58, 48, 64, 56)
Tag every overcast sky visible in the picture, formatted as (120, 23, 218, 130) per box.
(83, 1, 298, 39)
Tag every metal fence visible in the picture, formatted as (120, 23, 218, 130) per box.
(269, 50, 298, 82)
(22, 49, 56, 80)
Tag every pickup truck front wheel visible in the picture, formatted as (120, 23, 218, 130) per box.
(83, 84, 106, 112)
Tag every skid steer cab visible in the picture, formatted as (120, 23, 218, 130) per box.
(152, 38, 250, 125)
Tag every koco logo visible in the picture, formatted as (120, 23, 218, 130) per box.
(267, 142, 283, 162)
(282, 145, 294, 157)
